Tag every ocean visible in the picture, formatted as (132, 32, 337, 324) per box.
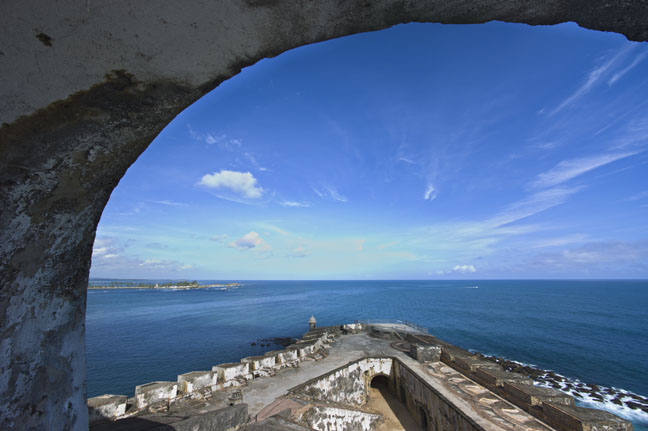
(86, 279, 648, 429)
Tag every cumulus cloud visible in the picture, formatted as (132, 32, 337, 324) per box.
(229, 231, 271, 251)
(92, 237, 122, 260)
(199, 170, 263, 199)
(453, 264, 476, 273)
(435, 264, 477, 275)
(424, 184, 437, 201)
(91, 236, 194, 276)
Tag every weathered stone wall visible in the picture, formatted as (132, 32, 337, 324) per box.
(392, 360, 482, 431)
(2, 1, 647, 429)
(290, 358, 392, 405)
(295, 405, 382, 431)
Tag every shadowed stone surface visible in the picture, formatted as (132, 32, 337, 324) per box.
(1, 1, 647, 429)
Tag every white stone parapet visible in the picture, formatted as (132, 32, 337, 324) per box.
(177, 370, 217, 394)
(135, 381, 178, 410)
(87, 394, 127, 424)
(213, 362, 250, 383)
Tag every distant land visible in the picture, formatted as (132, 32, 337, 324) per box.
(88, 281, 242, 290)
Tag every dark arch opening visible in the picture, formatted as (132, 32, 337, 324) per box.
(370, 374, 389, 389)
(417, 404, 429, 430)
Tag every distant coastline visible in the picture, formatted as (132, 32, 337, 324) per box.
(88, 281, 242, 290)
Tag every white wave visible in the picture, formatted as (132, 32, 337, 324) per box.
(534, 378, 648, 424)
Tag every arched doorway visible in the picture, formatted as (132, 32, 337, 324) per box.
(1, 2, 646, 429)
(367, 374, 424, 431)
(417, 404, 429, 431)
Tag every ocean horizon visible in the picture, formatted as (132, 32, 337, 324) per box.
(86, 279, 648, 430)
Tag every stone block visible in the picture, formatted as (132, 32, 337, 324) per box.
(473, 367, 532, 391)
(242, 355, 276, 371)
(282, 348, 299, 362)
(213, 362, 250, 382)
(295, 341, 317, 356)
(135, 381, 178, 410)
(501, 382, 574, 412)
(342, 323, 364, 334)
(452, 355, 502, 376)
(266, 350, 286, 366)
(409, 344, 442, 362)
(177, 370, 217, 394)
(87, 394, 127, 424)
(542, 402, 633, 431)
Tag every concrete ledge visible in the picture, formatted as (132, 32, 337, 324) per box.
(452, 355, 502, 376)
(473, 367, 532, 392)
(149, 403, 249, 431)
(501, 382, 574, 412)
(410, 344, 441, 362)
(177, 370, 217, 394)
(87, 394, 127, 424)
(213, 362, 250, 382)
(135, 381, 178, 410)
(542, 402, 633, 431)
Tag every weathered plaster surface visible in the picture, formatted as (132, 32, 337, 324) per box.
(293, 358, 393, 405)
(1, 1, 647, 430)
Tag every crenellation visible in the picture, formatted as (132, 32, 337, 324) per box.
(87, 395, 127, 425)
(473, 367, 533, 392)
(134, 381, 178, 411)
(501, 381, 575, 415)
(542, 402, 634, 431)
(88, 320, 634, 431)
(177, 370, 217, 396)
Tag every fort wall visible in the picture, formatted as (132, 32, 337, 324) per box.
(87, 321, 634, 431)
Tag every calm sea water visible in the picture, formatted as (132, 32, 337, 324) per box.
(86, 280, 648, 428)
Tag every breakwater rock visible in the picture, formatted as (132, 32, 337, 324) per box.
(479, 354, 648, 417)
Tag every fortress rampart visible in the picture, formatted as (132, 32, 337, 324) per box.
(88, 320, 633, 431)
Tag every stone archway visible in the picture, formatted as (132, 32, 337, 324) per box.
(1, 1, 647, 429)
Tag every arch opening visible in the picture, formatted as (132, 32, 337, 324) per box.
(1, 2, 647, 429)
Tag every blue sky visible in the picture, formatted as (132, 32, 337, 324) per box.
(91, 22, 648, 280)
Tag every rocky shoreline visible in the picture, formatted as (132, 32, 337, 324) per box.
(478, 353, 648, 415)
(88, 282, 242, 290)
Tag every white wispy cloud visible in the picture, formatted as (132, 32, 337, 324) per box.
(205, 133, 226, 145)
(626, 191, 648, 201)
(609, 50, 648, 85)
(548, 47, 632, 117)
(153, 200, 187, 207)
(229, 231, 271, 251)
(490, 187, 581, 227)
(280, 201, 310, 208)
(397, 157, 416, 164)
(91, 236, 193, 275)
(423, 184, 437, 201)
(288, 246, 308, 258)
(210, 234, 228, 243)
(530, 152, 638, 189)
(531, 234, 588, 248)
(313, 186, 348, 202)
(199, 170, 263, 199)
